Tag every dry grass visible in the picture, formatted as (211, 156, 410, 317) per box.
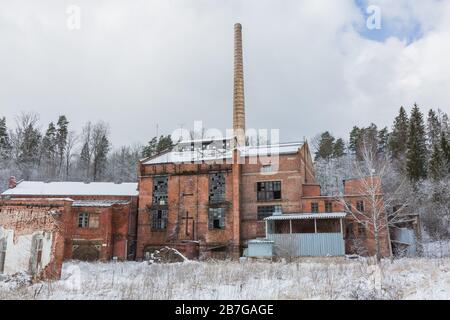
(0, 257, 448, 300)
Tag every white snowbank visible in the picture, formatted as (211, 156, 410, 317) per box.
(1, 257, 448, 300)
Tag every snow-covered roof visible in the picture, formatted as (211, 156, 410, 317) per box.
(142, 142, 304, 165)
(177, 136, 234, 145)
(248, 239, 275, 244)
(1, 181, 139, 197)
(264, 212, 347, 221)
(72, 200, 131, 207)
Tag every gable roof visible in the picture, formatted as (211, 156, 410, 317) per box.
(1, 181, 138, 197)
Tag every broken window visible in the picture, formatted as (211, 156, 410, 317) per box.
(209, 172, 226, 204)
(357, 223, 367, 238)
(311, 202, 319, 213)
(257, 181, 281, 201)
(325, 201, 333, 213)
(152, 209, 168, 230)
(153, 176, 168, 205)
(257, 205, 282, 220)
(208, 207, 225, 230)
(0, 237, 6, 274)
(29, 235, 43, 275)
(356, 201, 365, 212)
(345, 221, 354, 238)
(78, 212, 89, 228)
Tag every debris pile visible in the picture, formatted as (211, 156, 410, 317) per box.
(147, 247, 189, 264)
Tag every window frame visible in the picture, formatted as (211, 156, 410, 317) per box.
(257, 205, 282, 220)
(324, 201, 333, 213)
(208, 207, 226, 230)
(311, 202, 319, 213)
(356, 200, 365, 212)
(209, 172, 226, 204)
(152, 176, 169, 206)
(151, 209, 168, 230)
(78, 212, 90, 228)
(256, 181, 282, 201)
(357, 222, 367, 238)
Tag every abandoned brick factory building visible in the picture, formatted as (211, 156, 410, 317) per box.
(135, 24, 392, 260)
(1, 24, 397, 278)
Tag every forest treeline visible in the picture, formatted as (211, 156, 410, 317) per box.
(0, 112, 174, 189)
(312, 104, 449, 242)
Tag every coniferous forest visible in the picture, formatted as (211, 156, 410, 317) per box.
(0, 104, 449, 242)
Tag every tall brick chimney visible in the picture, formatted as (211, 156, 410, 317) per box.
(8, 176, 17, 189)
(231, 23, 244, 259)
(233, 23, 246, 147)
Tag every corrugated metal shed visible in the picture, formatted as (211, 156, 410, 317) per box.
(268, 233, 345, 256)
(247, 239, 274, 257)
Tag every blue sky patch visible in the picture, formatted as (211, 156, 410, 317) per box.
(354, 0, 423, 44)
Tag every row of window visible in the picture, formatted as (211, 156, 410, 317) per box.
(152, 175, 284, 205)
(308, 200, 365, 213)
(150, 208, 226, 231)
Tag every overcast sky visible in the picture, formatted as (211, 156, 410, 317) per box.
(1, 0, 449, 147)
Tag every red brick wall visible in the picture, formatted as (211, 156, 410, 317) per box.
(136, 162, 235, 259)
(136, 144, 317, 259)
(240, 152, 308, 241)
(302, 184, 321, 197)
(5, 194, 138, 261)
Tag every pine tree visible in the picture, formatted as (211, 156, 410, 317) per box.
(388, 106, 409, 160)
(406, 104, 428, 181)
(56, 115, 69, 176)
(333, 138, 345, 158)
(426, 109, 441, 150)
(41, 122, 57, 178)
(93, 134, 110, 181)
(18, 123, 42, 179)
(377, 127, 389, 154)
(363, 123, 379, 155)
(349, 126, 361, 154)
(315, 131, 335, 160)
(0, 117, 12, 160)
(142, 137, 158, 157)
(428, 142, 444, 180)
(440, 135, 450, 173)
(143, 135, 173, 158)
(79, 141, 91, 180)
(156, 135, 173, 154)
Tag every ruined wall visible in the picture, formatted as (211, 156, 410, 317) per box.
(4, 194, 139, 261)
(0, 198, 69, 278)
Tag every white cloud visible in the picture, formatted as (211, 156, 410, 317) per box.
(0, 0, 448, 147)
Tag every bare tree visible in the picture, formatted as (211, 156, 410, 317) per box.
(337, 141, 413, 261)
(64, 131, 79, 181)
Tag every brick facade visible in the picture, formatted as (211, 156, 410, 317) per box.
(136, 143, 322, 259)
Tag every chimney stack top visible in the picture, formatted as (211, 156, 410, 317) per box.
(232, 22, 246, 147)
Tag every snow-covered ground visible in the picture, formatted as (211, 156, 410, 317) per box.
(1, 257, 449, 300)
